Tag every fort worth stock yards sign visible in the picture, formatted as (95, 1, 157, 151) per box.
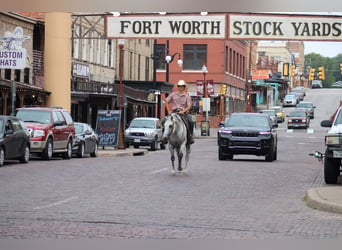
(106, 13, 342, 41)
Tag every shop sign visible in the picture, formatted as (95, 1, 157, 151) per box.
(0, 27, 30, 69)
(251, 69, 270, 80)
(196, 80, 215, 96)
(229, 14, 342, 41)
(106, 15, 226, 39)
(73, 62, 90, 79)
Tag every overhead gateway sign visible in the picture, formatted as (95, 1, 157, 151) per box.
(229, 14, 342, 41)
(106, 15, 226, 39)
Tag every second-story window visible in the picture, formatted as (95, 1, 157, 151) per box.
(183, 44, 207, 70)
(155, 44, 166, 70)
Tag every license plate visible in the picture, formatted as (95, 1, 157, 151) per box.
(134, 139, 141, 143)
(333, 150, 342, 158)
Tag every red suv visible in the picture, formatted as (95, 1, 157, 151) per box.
(13, 107, 75, 160)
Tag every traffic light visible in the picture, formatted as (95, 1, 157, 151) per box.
(220, 84, 227, 95)
(340, 64, 342, 75)
(318, 66, 325, 80)
(283, 63, 289, 76)
(308, 68, 315, 81)
(290, 65, 296, 76)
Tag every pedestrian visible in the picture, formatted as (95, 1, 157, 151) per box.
(165, 80, 194, 144)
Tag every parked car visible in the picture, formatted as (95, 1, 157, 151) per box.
(13, 106, 75, 160)
(296, 101, 316, 119)
(269, 106, 285, 123)
(320, 106, 342, 184)
(312, 80, 323, 89)
(287, 110, 310, 129)
(125, 117, 166, 151)
(293, 86, 306, 96)
(259, 109, 278, 127)
(283, 94, 299, 107)
(288, 91, 304, 101)
(331, 81, 342, 88)
(217, 112, 278, 162)
(0, 115, 30, 167)
(73, 122, 99, 158)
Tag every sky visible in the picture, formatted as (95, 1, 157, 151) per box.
(304, 41, 342, 58)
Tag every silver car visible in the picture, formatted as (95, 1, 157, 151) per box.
(125, 117, 166, 151)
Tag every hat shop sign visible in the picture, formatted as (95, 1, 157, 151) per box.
(0, 27, 30, 69)
(107, 14, 342, 41)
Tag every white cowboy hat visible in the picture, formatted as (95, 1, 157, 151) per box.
(177, 80, 187, 87)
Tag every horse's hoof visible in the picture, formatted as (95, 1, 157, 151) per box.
(171, 170, 176, 175)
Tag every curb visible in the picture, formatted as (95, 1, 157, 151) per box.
(98, 149, 148, 157)
(305, 187, 342, 214)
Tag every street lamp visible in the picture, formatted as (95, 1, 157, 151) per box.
(118, 39, 125, 111)
(118, 39, 125, 149)
(165, 51, 183, 83)
(202, 64, 208, 97)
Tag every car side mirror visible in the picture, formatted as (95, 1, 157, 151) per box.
(320, 120, 332, 127)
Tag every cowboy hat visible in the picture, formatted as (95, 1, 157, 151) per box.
(177, 80, 187, 87)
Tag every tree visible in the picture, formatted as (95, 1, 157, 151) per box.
(305, 53, 342, 87)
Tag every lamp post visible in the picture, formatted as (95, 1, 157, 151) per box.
(118, 39, 125, 111)
(246, 41, 253, 112)
(118, 39, 125, 149)
(164, 40, 183, 83)
(202, 64, 209, 121)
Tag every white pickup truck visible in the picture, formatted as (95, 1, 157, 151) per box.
(320, 105, 342, 184)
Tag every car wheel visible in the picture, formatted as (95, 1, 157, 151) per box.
(324, 154, 341, 184)
(0, 147, 4, 167)
(160, 143, 166, 150)
(42, 138, 53, 160)
(77, 142, 85, 158)
(265, 144, 275, 162)
(90, 143, 98, 157)
(218, 146, 232, 160)
(19, 144, 30, 163)
(62, 140, 72, 159)
(133, 145, 139, 149)
(150, 139, 157, 151)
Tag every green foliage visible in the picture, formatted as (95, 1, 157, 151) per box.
(304, 53, 342, 87)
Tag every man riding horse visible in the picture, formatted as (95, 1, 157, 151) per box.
(165, 80, 194, 144)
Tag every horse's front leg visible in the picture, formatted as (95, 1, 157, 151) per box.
(183, 144, 191, 172)
(177, 147, 183, 172)
(169, 146, 176, 173)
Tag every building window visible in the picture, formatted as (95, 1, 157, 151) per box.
(24, 68, 30, 83)
(183, 44, 207, 70)
(155, 44, 166, 70)
(5, 69, 11, 80)
(14, 69, 20, 82)
(145, 56, 149, 81)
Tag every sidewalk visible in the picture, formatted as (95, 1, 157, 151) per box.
(305, 186, 342, 214)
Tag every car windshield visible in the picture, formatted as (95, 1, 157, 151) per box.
(75, 124, 84, 134)
(14, 110, 51, 124)
(297, 103, 312, 108)
(261, 110, 275, 116)
(289, 112, 306, 117)
(226, 115, 269, 127)
(129, 119, 155, 128)
(334, 110, 342, 125)
(285, 95, 295, 100)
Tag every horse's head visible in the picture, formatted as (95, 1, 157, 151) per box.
(161, 114, 174, 143)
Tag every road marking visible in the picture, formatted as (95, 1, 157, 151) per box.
(33, 196, 79, 210)
(307, 129, 314, 133)
(151, 168, 168, 174)
(286, 129, 294, 133)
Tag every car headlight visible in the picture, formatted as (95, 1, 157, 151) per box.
(32, 129, 45, 137)
(325, 134, 341, 145)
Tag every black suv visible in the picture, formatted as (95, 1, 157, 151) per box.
(218, 112, 278, 162)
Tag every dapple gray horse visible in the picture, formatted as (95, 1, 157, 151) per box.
(162, 113, 191, 173)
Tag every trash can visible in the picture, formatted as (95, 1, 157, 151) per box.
(201, 120, 210, 136)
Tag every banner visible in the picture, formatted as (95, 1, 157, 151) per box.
(106, 15, 226, 39)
